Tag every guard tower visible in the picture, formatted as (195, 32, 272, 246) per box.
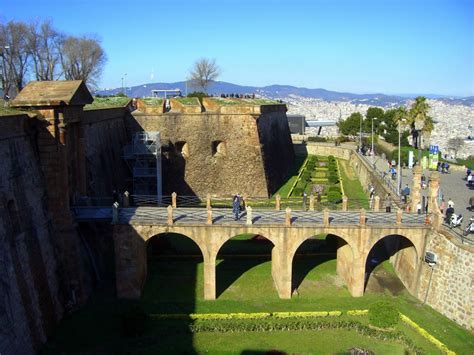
(123, 131, 162, 202)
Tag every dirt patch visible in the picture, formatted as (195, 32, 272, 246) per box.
(365, 267, 406, 296)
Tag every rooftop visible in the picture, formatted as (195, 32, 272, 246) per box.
(11, 80, 93, 107)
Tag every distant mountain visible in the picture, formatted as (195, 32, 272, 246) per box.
(95, 81, 474, 107)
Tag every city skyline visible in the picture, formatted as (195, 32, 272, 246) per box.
(1, 0, 473, 96)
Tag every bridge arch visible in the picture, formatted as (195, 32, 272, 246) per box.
(144, 232, 205, 303)
(364, 233, 419, 294)
(288, 231, 357, 296)
(215, 233, 276, 298)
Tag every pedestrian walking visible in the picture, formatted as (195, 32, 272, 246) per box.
(467, 173, 473, 186)
(384, 193, 392, 213)
(232, 195, 241, 221)
(447, 198, 454, 208)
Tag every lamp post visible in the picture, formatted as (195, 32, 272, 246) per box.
(397, 118, 406, 195)
(371, 117, 377, 159)
(359, 114, 362, 153)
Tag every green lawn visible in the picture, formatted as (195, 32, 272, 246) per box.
(43, 240, 473, 354)
(85, 96, 131, 110)
(338, 159, 370, 209)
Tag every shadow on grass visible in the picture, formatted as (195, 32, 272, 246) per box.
(292, 254, 335, 292)
(216, 236, 273, 298)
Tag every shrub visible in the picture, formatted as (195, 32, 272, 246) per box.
(328, 173, 339, 184)
(368, 301, 399, 329)
(328, 185, 341, 193)
(327, 190, 342, 202)
(308, 136, 327, 142)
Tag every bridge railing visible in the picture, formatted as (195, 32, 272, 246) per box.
(125, 194, 371, 211)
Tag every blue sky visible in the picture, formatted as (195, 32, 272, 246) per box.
(1, 0, 473, 96)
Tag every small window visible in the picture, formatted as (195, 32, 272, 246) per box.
(175, 141, 189, 158)
(211, 141, 226, 157)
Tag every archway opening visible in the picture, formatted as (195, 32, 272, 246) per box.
(216, 234, 275, 299)
(364, 234, 417, 295)
(292, 234, 352, 295)
(143, 232, 203, 312)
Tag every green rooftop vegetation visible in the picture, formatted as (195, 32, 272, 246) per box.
(174, 97, 200, 105)
(141, 97, 164, 106)
(0, 102, 27, 116)
(85, 96, 131, 110)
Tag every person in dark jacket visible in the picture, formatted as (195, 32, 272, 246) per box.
(232, 195, 241, 221)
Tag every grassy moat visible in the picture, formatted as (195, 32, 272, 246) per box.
(42, 155, 473, 354)
(42, 234, 473, 354)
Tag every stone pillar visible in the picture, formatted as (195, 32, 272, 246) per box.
(114, 225, 147, 299)
(374, 196, 380, 212)
(271, 243, 292, 299)
(309, 194, 315, 211)
(123, 191, 130, 207)
(171, 192, 177, 208)
(411, 165, 422, 213)
(167, 205, 173, 225)
(206, 208, 213, 225)
(275, 194, 281, 211)
(246, 206, 252, 225)
(206, 193, 211, 210)
(323, 208, 329, 227)
(285, 207, 291, 226)
(348, 258, 365, 297)
(112, 202, 119, 224)
(203, 257, 216, 300)
(396, 208, 403, 224)
(359, 208, 366, 225)
(428, 172, 440, 213)
(342, 196, 348, 211)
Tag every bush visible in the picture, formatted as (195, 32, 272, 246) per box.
(328, 185, 341, 193)
(307, 136, 327, 142)
(368, 301, 399, 329)
(328, 173, 339, 184)
(328, 155, 336, 162)
(327, 190, 342, 202)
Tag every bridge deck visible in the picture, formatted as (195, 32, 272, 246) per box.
(72, 207, 429, 227)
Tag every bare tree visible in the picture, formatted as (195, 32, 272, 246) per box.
(26, 20, 62, 81)
(447, 137, 465, 159)
(189, 58, 220, 92)
(59, 35, 106, 87)
(0, 21, 30, 95)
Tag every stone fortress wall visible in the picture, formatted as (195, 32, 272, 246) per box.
(130, 97, 294, 197)
(0, 84, 296, 353)
(0, 113, 79, 353)
(296, 142, 473, 330)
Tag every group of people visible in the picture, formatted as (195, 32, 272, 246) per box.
(437, 161, 450, 174)
(220, 93, 256, 99)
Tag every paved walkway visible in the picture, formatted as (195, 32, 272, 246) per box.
(73, 206, 428, 227)
(367, 153, 474, 229)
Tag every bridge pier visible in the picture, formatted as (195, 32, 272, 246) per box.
(203, 257, 216, 300)
(272, 246, 292, 299)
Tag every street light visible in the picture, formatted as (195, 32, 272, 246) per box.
(371, 117, 378, 159)
(359, 114, 363, 153)
(397, 118, 407, 195)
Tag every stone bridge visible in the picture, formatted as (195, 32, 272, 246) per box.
(74, 206, 436, 301)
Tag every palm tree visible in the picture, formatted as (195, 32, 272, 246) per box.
(408, 96, 433, 149)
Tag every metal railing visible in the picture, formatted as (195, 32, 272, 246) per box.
(441, 222, 474, 246)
